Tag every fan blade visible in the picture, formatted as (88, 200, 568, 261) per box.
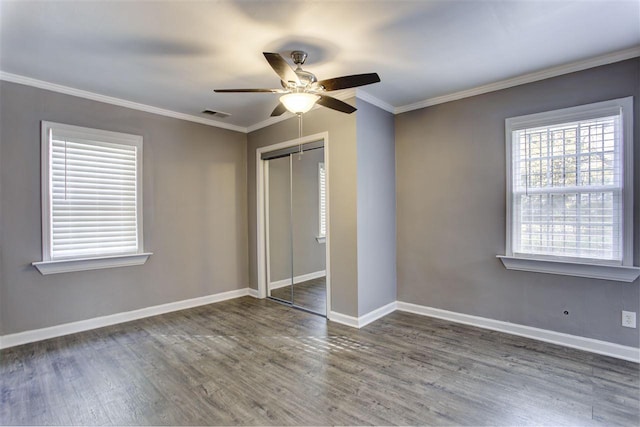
(317, 95, 356, 114)
(271, 103, 287, 117)
(317, 73, 380, 91)
(263, 52, 301, 86)
(214, 88, 285, 93)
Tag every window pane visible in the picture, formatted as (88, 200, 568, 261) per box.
(516, 191, 621, 261)
(50, 135, 140, 259)
(512, 113, 623, 262)
(318, 163, 326, 237)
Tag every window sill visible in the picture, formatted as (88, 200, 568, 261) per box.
(316, 236, 326, 244)
(33, 253, 153, 275)
(497, 255, 640, 283)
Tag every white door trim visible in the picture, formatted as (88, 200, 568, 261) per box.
(256, 131, 331, 315)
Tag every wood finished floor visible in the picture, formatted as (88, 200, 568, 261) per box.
(1, 296, 638, 426)
(269, 276, 326, 315)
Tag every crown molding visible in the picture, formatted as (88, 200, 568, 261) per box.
(396, 46, 640, 114)
(332, 87, 396, 114)
(0, 71, 248, 133)
(246, 111, 296, 133)
(4, 46, 638, 132)
(355, 89, 395, 113)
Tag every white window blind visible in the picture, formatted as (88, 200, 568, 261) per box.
(507, 98, 634, 266)
(319, 162, 326, 237)
(42, 123, 143, 261)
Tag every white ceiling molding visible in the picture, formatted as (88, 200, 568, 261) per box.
(246, 111, 297, 133)
(2, 46, 638, 133)
(395, 46, 640, 114)
(0, 71, 248, 133)
(0, 70, 379, 134)
(249, 45, 639, 130)
(356, 89, 395, 114)
(2, 1, 638, 127)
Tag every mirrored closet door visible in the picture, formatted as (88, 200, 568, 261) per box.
(266, 155, 293, 305)
(264, 141, 327, 316)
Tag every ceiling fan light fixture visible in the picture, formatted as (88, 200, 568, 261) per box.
(279, 92, 320, 114)
(214, 51, 379, 117)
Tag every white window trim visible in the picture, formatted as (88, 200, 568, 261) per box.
(499, 97, 639, 282)
(33, 121, 151, 275)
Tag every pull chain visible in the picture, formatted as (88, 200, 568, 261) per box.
(297, 113, 303, 160)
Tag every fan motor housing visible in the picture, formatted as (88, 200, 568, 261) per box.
(295, 69, 317, 87)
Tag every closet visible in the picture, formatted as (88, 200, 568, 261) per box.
(263, 140, 327, 316)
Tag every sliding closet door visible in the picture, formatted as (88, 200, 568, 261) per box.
(267, 155, 293, 303)
(291, 147, 327, 315)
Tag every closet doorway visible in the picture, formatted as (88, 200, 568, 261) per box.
(257, 133, 330, 317)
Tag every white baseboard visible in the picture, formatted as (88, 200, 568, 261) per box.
(396, 301, 640, 363)
(328, 311, 360, 328)
(328, 301, 397, 329)
(3, 290, 636, 363)
(269, 270, 326, 290)
(358, 301, 398, 328)
(0, 287, 253, 350)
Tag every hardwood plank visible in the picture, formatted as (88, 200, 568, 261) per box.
(271, 276, 326, 315)
(1, 296, 638, 426)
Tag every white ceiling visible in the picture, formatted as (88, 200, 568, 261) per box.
(1, 0, 639, 130)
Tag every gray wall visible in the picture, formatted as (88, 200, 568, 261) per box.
(356, 99, 396, 316)
(248, 105, 359, 316)
(395, 58, 640, 347)
(0, 81, 248, 335)
(268, 147, 326, 283)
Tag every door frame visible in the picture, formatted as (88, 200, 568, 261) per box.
(256, 131, 331, 315)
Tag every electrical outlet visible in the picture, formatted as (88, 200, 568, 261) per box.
(622, 311, 636, 328)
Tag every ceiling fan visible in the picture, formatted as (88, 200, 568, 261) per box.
(214, 51, 380, 116)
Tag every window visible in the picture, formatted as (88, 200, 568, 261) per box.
(317, 162, 326, 242)
(499, 97, 639, 282)
(33, 122, 151, 275)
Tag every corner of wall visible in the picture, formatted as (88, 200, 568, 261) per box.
(355, 98, 397, 317)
